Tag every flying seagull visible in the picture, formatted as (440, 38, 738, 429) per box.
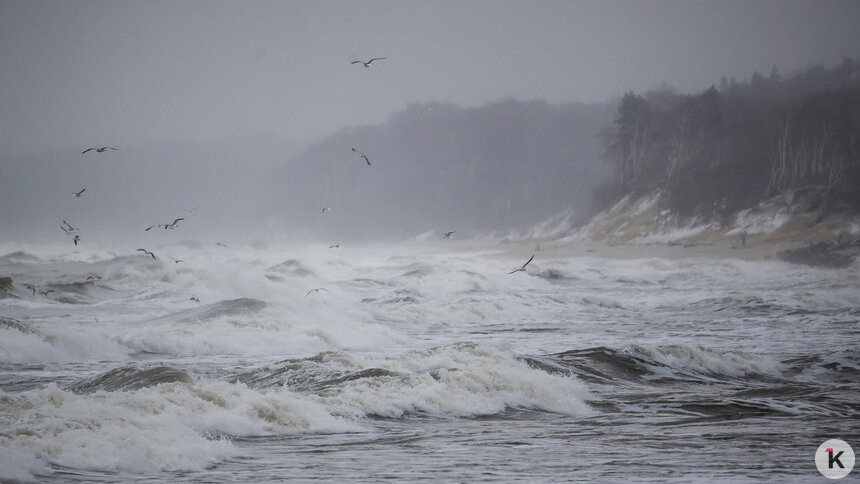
(443, 231, 455, 239)
(351, 57, 385, 67)
(164, 218, 184, 229)
(182, 205, 199, 213)
(62, 220, 79, 233)
(352, 148, 371, 165)
(72, 235, 80, 246)
(329, 244, 340, 249)
(508, 254, 534, 274)
(73, 188, 86, 198)
(322, 208, 332, 214)
(146, 218, 184, 231)
(82, 147, 118, 154)
(136, 248, 156, 260)
(305, 288, 330, 296)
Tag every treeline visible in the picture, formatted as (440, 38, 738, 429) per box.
(598, 58, 860, 220)
(268, 99, 610, 239)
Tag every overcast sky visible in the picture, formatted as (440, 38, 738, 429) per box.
(2, 0, 859, 158)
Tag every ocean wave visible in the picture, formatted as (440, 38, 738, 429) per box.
(395, 262, 435, 279)
(169, 297, 267, 324)
(288, 343, 596, 419)
(266, 259, 315, 278)
(68, 365, 194, 393)
(621, 343, 784, 378)
(785, 348, 860, 383)
(0, 251, 41, 264)
(0, 317, 39, 336)
(0, 277, 13, 299)
(0, 378, 360, 481)
(541, 344, 784, 384)
(535, 268, 575, 281)
(0, 320, 130, 364)
(235, 356, 404, 392)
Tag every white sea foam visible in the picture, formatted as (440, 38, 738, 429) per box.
(311, 343, 595, 418)
(0, 379, 360, 481)
(0, 324, 129, 364)
(0, 343, 592, 481)
(2, 237, 859, 482)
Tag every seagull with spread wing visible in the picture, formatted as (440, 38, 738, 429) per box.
(352, 148, 371, 165)
(146, 218, 184, 231)
(136, 248, 156, 260)
(82, 147, 118, 154)
(351, 57, 385, 67)
(73, 188, 86, 198)
(508, 254, 534, 274)
(61, 220, 79, 234)
(164, 218, 184, 229)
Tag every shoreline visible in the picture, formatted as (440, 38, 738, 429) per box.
(439, 237, 818, 264)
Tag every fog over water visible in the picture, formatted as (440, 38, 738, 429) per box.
(2, 1, 860, 243)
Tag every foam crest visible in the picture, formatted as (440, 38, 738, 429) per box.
(623, 343, 784, 378)
(116, 300, 406, 357)
(0, 378, 360, 481)
(309, 343, 595, 418)
(0, 322, 130, 364)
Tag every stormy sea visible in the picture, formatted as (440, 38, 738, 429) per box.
(1, 241, 857, 482)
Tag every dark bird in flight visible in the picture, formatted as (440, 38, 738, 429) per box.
(215, 242, 229, 248)
(508, 254, 534, 274)
(146, 218, 184, 231)
(329, 244, 340, 249)
(25, 284, 36, 296)
(190, 296, 200, 303)
(443, 231, 455, 239)
(40, 289, 54, 296)
(136, 248, 156, 260)
(352, 148, 371, 165)
(61, 220, 79, 233)
(322, 208, 332, 214)
(351, 57, 385, 67)
(183, 205, 199, 213)
(82, 147, 118, 154)
(72, 235, 80, 246)
(73, 188, 86, 198)
(164, 218, 184, 229)
(305, 288, 330, 296)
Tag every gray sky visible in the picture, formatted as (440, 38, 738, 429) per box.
(2, 0, 859, 157)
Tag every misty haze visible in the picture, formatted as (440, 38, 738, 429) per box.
(2, 1, 859, 482)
